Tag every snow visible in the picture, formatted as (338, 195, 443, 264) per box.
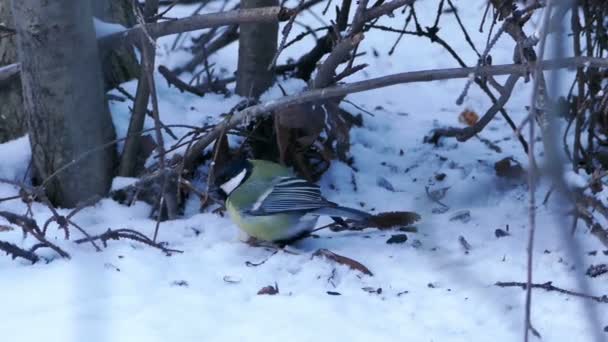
(93, 18, 127, 38)
(563, 170, 587, 190)
(1, 1, 607, 342)
(111, 176, 139, 191)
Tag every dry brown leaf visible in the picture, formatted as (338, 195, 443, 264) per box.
(494, 157, 525, 179)
(458, 109, 479, 127)
(0, 225, 14, 232)
(257, 283, 279, 295)
(275, 103, 324, 132)
(312, 248, 373, 276)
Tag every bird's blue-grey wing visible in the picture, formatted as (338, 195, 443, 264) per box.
(246, 177, 333, 215)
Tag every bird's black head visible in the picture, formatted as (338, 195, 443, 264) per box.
(214, 158, 252, 196)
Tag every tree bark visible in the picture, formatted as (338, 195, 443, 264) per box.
(93, 0, 140, 89)
(0, 0, 138, 143)
(117, 0, 159, 178)
(11, 0, 117, 207)
(0, 1, 25, 143)
(236, 0, 278, 98)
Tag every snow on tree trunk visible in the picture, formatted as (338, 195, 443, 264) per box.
(11, 0, 117, 207)
(236, 0, 278, 98)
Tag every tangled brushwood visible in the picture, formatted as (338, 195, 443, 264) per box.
(0, 0, 607, 266)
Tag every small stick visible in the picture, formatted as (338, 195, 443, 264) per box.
(496, 281, 608, 304)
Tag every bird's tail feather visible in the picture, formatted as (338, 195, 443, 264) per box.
(313, 206, 371, 221)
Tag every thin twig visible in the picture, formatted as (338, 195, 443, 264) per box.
(432, 74, 521, 142)
(268, 0, 305, 70)
(0, 240, 40, 263)
(99, 6, 296, 50)
(523, 3, 553, 342)
(74, 228, 183, 255)
(496, 281, 608, 304)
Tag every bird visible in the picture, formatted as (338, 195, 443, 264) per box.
(214, 158, 372, 243)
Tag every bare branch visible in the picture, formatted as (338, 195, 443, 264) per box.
(0, 240, 39, 263)
(365, 0, 415, 20)
(159, 65, 224, 96)
(430, 73, 521, 142)
(99, 6, 295, 49)
(74, 228, 183, 255)
(183, 57, 608, 170)
(0, 211, 70, 259)
(523, 3, 553, 341)
(496, 281, 608, 304)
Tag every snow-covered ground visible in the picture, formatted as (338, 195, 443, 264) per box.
(1, 1, 607, 341)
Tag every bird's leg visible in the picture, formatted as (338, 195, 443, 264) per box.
(244, 235, 276, 249)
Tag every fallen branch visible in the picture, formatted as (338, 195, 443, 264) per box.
(74, 228, 183, 255)
(183, 57, 608, 169)
(0, 240, 40, 263)
(496, 281, 608, 304)
(0, 211, 70, 259)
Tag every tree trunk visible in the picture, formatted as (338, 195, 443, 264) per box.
(93, 0, 140, 89)
(11, 0, 117, 207)
(236, 0, 278, 98)
(0, 1, 25, 143)
(117, 1, 159, 178)
(0, 0, 138, 144)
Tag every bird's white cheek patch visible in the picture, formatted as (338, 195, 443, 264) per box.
(220, 169, 247, 194)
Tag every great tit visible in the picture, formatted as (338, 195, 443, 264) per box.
(214, 159, 371, 242)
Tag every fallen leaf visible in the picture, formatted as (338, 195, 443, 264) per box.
(586, 264, 608, 278)
(386, 234, 408, 244)
(495, 228, 510, 238)
(257, 283, 279, 295)
(494, 157, 525, 179)
(449, 210, 471, 223)
(458, 109, 479, 127)
(361, 287, 382, 294)
(312, 249, 373, 276)
(376, 176, 395, 192)
(458, 235, 472, 253)
(171, 280, 189, 287)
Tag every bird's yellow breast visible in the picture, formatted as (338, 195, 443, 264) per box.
(226, 200, 317, 241)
